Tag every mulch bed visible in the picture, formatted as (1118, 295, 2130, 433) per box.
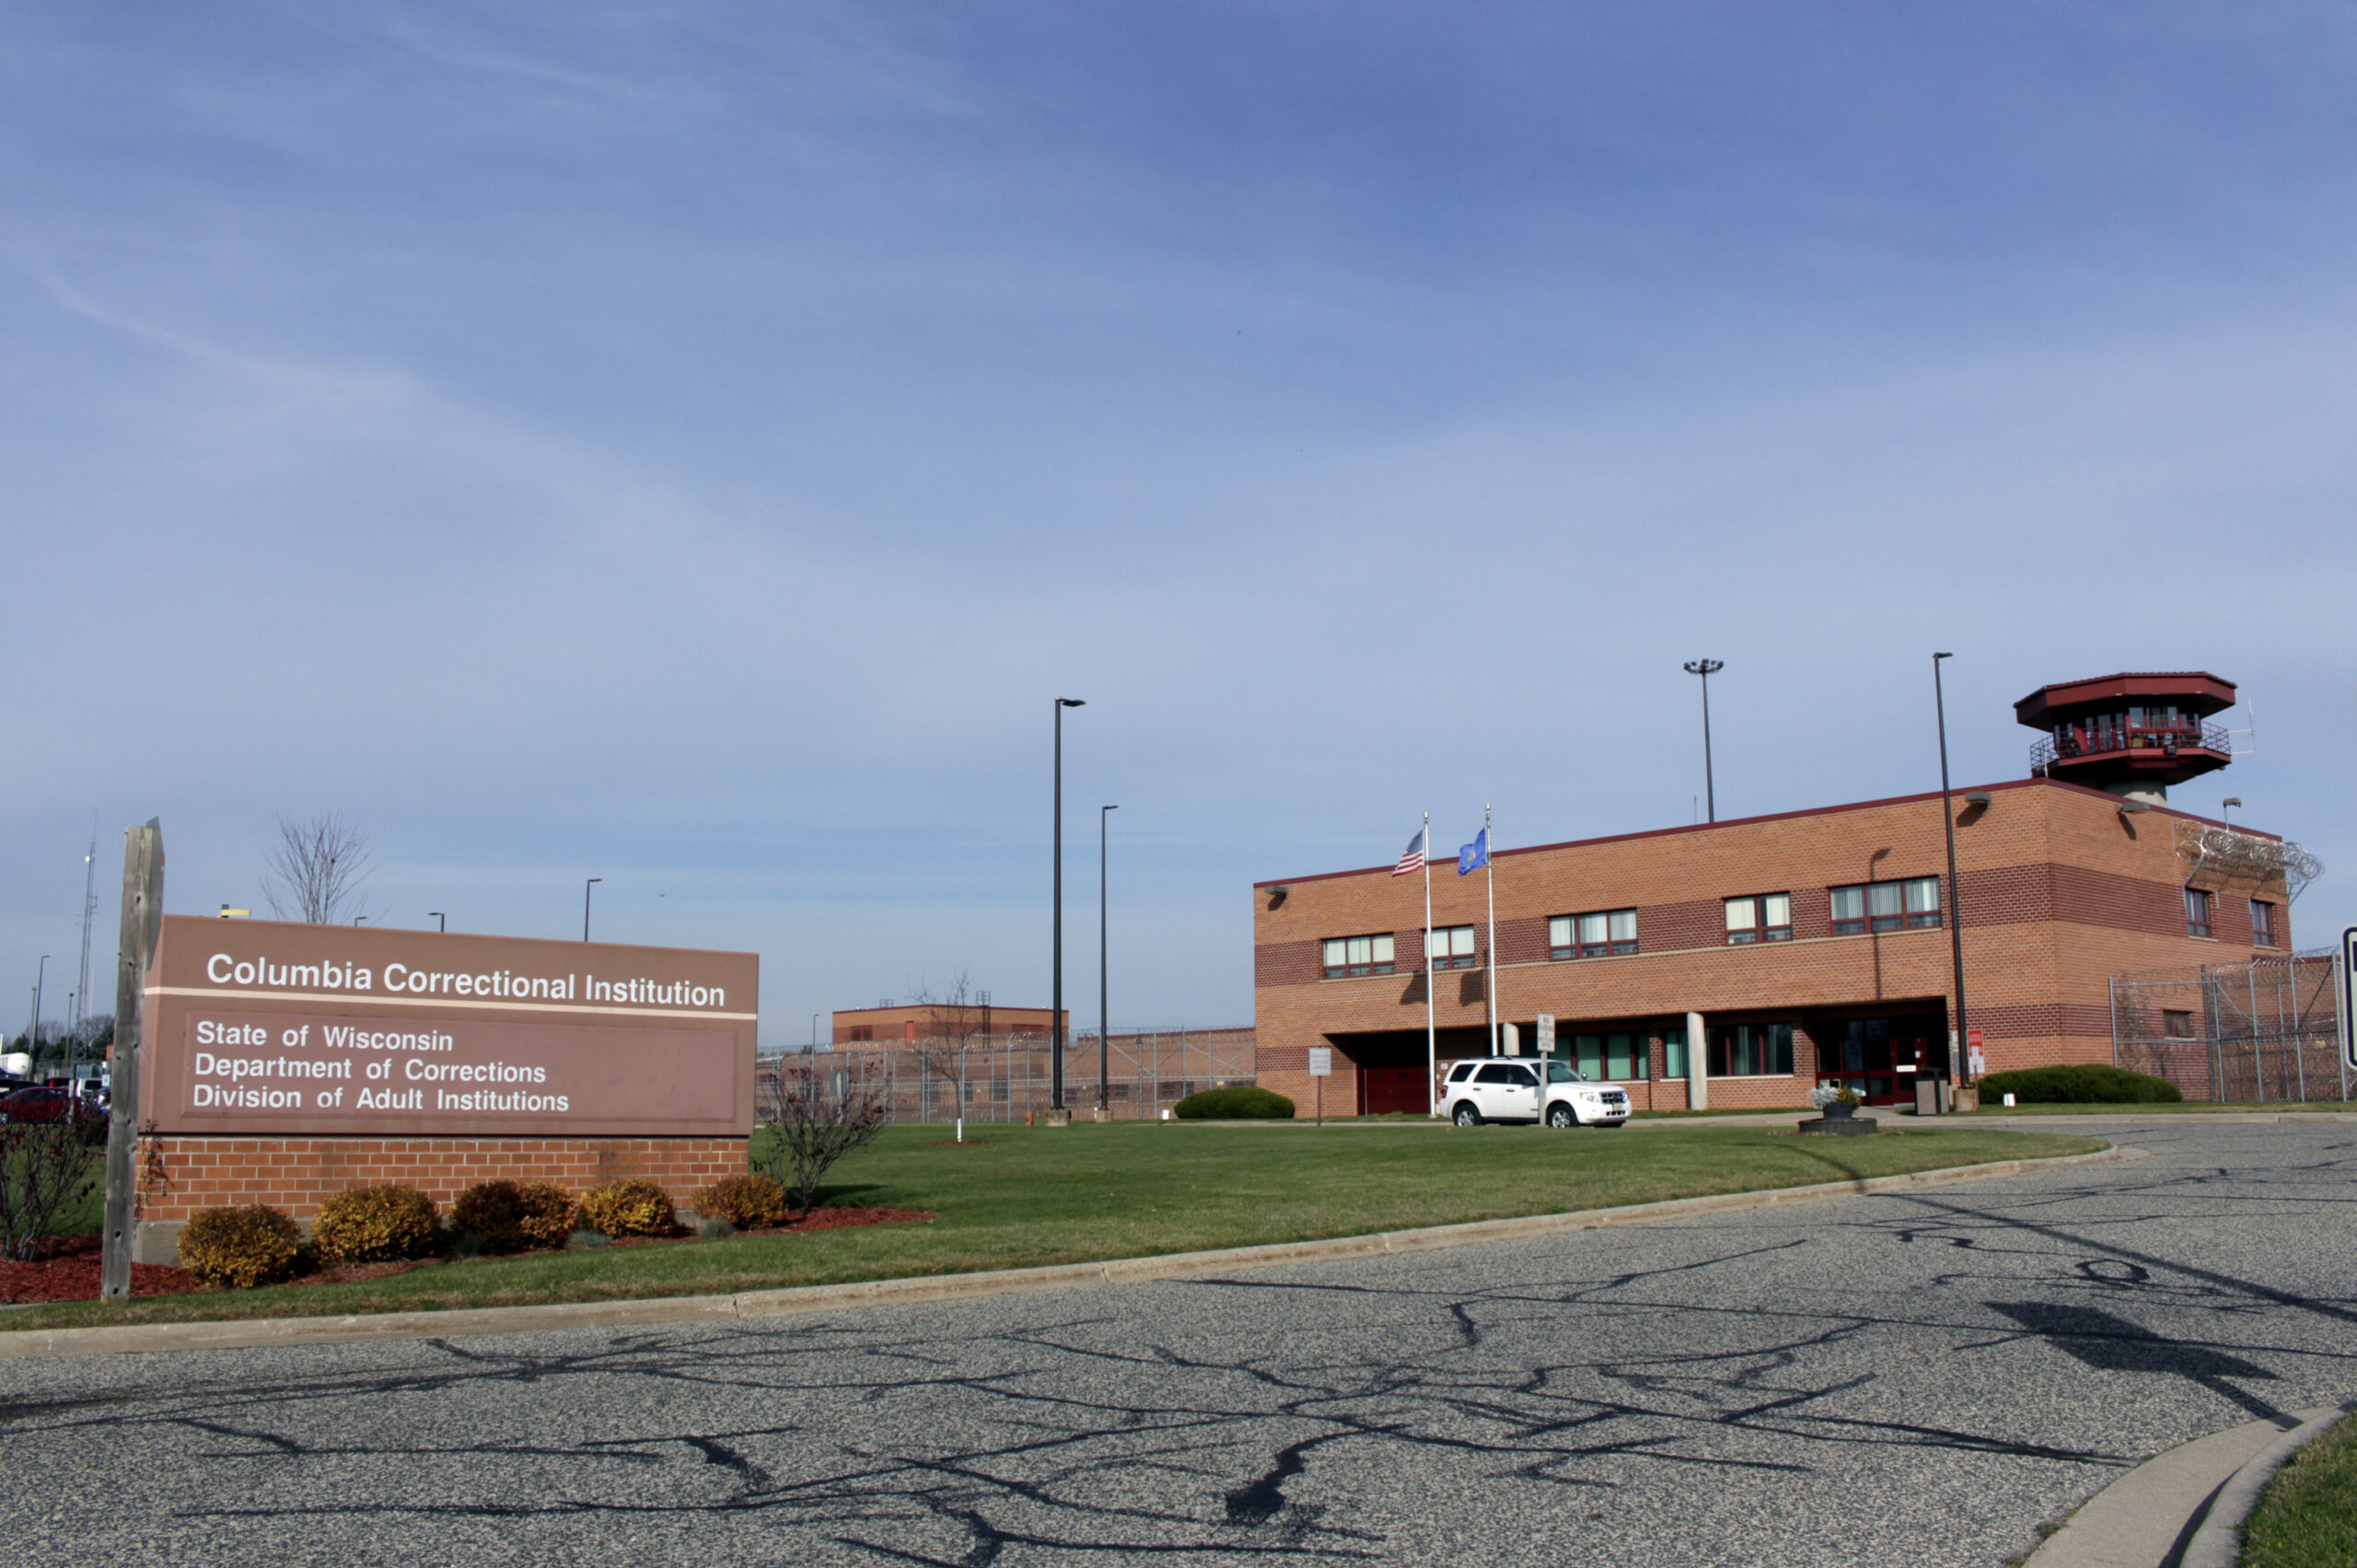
(0, 1235, 200, 1305)
(1, 1207, 935, 1306)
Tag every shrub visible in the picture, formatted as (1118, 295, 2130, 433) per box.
(694, 1173, 789, 1230)
(1173, 1086, 1295, 1121)
(0, 1122, 101, 1261)
(449, 1179, 575, 1254)
(310, 1184, 442, 1265)
(576, 1179, 676, 1237)
(179, 1203, 303, 1288)
(1978, 1064, 2182, 1105)
(755, 1062, 890, 1212)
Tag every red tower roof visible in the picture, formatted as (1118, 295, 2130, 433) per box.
(2014, 672, 2236, 730)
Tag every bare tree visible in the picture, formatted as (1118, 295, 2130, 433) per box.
(911, 973, 992, 1143)
(756, 1060, 890, 1212)
(261, 812, 377, 924)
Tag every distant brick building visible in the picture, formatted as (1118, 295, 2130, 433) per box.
(830, 1003, 1063, 1047)
(1253, 674, 2295, 1115)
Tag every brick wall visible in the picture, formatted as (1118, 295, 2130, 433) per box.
(135, 1134, 749, 1224)
(1252, 779, 2288, 1111)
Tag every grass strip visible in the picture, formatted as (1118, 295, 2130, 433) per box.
(2239, 1411, 2357, 1568)
(1957, 1102, 2354, 1115)
(4, 1121, 2100, 1332)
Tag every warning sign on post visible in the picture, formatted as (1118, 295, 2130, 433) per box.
(1307, 1047, 1332, 1077)
(2340, 928, 2356, 1073)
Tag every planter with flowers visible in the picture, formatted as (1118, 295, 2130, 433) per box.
(1801, 1083, 1876, 1136)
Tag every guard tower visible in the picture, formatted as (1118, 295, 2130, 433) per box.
(2014, 671, 2235, 805)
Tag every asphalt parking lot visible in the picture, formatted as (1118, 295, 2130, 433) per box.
(2, 1118, 2351, 1567)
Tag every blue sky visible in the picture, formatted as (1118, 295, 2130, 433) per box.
(6, 4, 2353, 1044)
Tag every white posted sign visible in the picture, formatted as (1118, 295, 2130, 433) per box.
(2340, 928, 2356, 1073)
(1307, 1047, 1332, 1077)
(1536, 1013, 1556, 1055)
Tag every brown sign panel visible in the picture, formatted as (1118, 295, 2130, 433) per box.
(145, 917, 758, 1137)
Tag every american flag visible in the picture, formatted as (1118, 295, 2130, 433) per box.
(1393, 827, 1427, 877)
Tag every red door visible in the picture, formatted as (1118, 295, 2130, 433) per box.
(1360, 1066, 1431, 1115)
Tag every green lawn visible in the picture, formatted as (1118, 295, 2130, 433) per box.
(3, 1121, 2101, 1332)
(1961, 1101, 2353, 1115)
(2240, 1411, 2357, 1568)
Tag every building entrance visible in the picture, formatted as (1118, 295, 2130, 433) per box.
(1814, 1014, 1947, 1106)
(1329, 1027, 1488, 1116)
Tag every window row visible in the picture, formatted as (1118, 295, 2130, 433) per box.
(1319, 934, 1395, 979)
(1550, 910, 1638, 959)
(1322, 877, 1960, 979)
(1830, 876, 1941, 935)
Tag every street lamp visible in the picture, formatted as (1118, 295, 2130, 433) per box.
(1051, 696, 1085, 1117)
(2222, 797, 2242, 827)
(27, 956, 47, 1068)
(428, 912, 447, 933)
(1684, 659, 1724, 822)
(1099, 803, 1118, 1117)
(584, 878, 602, 942)
(1933, 653, 1970, 1098)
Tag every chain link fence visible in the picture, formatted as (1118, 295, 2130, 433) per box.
(2110, 951, 2346, 1102)
(758, 1028, 1257, 1125)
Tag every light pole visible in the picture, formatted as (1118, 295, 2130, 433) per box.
(1099, 804, 1118, 1117)
(428, 912, 447, 933)
(1933, 653, 1969, 1098)
(1051, 696, 1086, 1117)
(584, 878, 601, 942)
(28, 956, 47, 1069)
(1684, 659, 1724, 822)
(2222, 797, 2242, 827)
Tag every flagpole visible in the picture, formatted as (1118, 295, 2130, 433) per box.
(1422, 812, 1435, 1117)
(1484, 803, 1498, 1059)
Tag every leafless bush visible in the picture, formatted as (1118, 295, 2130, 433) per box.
(756, 1061, 890, 1212)
(261, 811, 377, 924)
(0, 1123, 101, 1261)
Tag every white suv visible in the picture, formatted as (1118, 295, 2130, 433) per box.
(1442, 1058, 1631, 1128)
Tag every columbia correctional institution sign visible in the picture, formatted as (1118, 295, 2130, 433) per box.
(146, 917, 758, 1139)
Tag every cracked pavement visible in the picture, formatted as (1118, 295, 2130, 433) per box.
(3, 1119, 2352, 1566)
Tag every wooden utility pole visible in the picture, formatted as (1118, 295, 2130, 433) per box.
(99, 819, 163, 1304)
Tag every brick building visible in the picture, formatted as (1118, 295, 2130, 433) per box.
(830, 1003, 1063, 1046)
(1253, 674, 2296, 1115)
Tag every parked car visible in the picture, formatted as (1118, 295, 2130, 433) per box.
(1442, 1058, 1630, 1128)
(0, 1086, 107, 1128)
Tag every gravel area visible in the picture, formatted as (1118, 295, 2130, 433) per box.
(2, 1120, 2351, 1566)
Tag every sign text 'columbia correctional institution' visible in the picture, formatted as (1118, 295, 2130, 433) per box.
(145, 917, 758, 1138)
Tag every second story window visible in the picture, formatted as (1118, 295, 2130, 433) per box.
(1724, 894, 1793, 945)
(1830, 876, 1941, 935)
(1426, 924, 1478, 970)
(1321, 933, 1396, 979)
(2185, 887, 2213, 939)
(2250, 900, 2278, 947)
(1549, 909, 1637, 959)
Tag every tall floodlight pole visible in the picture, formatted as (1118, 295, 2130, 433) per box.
(1051, 697, 1086, 1115)
(583, 878, 601, 942)
(1933, 653, 1970, 1095)
(1099, 804, 1118, 1116)
(1684, 660, 1724, 822)
(28, 956, 48, 1064)
(74, 840, 97, 1034)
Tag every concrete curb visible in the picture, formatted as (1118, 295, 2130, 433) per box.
(2179, 1402, 2352, 1568)
(0, 1144, 2125, 1361)
(2026, 1403, 2351, 1568)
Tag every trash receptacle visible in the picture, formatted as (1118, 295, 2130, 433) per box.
(1914, 1078, 1941, 1117)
